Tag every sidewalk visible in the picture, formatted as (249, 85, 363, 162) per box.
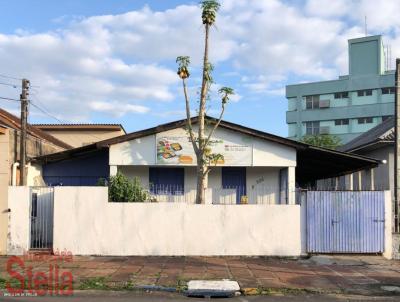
(1, 255, 399, 296)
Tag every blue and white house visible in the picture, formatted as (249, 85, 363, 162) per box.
(31, 116, 379, 205)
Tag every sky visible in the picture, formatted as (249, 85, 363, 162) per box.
(0, 0, 400, 136)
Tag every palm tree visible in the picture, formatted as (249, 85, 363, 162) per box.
(176, 0, 235, 204)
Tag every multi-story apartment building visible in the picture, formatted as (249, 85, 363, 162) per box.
(286, 35, 395, 144)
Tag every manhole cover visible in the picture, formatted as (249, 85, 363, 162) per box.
(381, 286, 400, 293)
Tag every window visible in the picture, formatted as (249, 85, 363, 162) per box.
(305, 95, 319, 109)
(149, 167, 184, 195)
(382, 115, 392, 121)
(305, 121, 320, 135)
(357, 117, 373, 124)
(334, 119, 349, 126)
(382, 87, 395, 95)
(357, 89, 373, 97)
(334, 92, 349, 99)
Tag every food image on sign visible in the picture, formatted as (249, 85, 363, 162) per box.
(156, 131, 252, 166)
(179, 155, 193, 164)
(170, 143, 182, 151)
(157, 138, 193, 164)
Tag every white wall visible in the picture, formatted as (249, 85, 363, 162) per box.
(53, 187, 302, 256)
(252, 139, 296, 167)
(384, 190, 392, 259)
(27, 164, 45, 186)
(110, 135, 156, 165)
(246, 167, 280, 204)
(118, 166, 150, 186)
(7, 186, 30, 255)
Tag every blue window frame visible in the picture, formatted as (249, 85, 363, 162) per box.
(149, 167, 184, 195)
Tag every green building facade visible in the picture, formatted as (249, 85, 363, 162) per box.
(286, 35, 395, 144)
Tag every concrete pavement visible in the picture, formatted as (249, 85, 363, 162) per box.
(0, 255, 399, 297)
(1, 291, 400, 301)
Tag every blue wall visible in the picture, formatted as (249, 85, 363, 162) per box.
(42, 149, 109, 186)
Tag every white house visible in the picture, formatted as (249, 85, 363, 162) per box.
(6, 117, 391, 258)
(32, 116, 380, 205)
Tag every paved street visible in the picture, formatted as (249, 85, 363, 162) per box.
(0, 291, 400, 302)
(0, 255, 399, 298)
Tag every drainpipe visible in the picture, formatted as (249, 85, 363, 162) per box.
(11, 162, 19, 186)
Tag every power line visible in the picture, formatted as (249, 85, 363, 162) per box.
(0, 96, 19, 102)
(30, 94, 54, 117)
(0, 81, 19, 88)
(29, 99, 103, 141)
(0, 73, 22, 81)
(29, 100, 65, 124)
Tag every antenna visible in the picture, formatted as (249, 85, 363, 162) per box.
(364, 16, 368, 36)
(387, 45, 390, 71)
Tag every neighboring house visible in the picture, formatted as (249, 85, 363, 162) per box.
(286, 35, 395, 144)
(31, 116, 380, 204)
(339, 116, 395, 196)
(33, 123, 126, 148)
(0, 108, 71, 255)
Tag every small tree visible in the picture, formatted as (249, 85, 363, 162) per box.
(301, 134, 342, 149)
(176, 0, 234, 204)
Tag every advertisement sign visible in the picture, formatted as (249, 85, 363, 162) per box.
(156, 133, 252, 165)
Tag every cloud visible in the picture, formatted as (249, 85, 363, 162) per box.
(89, 101, 150, 116)
(0, 0, 398, 124)
(305, 0, 350, 18)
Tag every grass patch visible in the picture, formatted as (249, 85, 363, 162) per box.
(175, 276, 188, 292)
(78, 277, 109, 290)
(0, 277, 6, 289)
(0, 277, 29, 290)
(249, 287, 323, 296)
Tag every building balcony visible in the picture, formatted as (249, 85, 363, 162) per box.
(286, 102, 394, 123)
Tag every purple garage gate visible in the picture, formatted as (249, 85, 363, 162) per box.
(306, 191, 385, 253)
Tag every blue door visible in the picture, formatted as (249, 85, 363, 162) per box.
(222, 167, 246, 204)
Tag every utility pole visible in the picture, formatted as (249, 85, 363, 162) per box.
(395, 59, 400, 233)
(19, 78, 30, 186)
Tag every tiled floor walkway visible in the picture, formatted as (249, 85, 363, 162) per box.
(1, 255, 399, 295)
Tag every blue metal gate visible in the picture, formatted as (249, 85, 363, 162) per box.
(306, 191, 385, 253)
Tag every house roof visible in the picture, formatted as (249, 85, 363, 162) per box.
(339, 117, 395, 153)
(0, 108, 72, 149)
(32, 116, 382, 184)
(33, 123, 126, 133)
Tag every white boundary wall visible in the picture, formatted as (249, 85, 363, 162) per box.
(53, 187, 302, 256)
(7, 186, 30, 255)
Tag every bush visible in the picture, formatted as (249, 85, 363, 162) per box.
(96, 178, 107, 186)
(108, 172, 149, 202)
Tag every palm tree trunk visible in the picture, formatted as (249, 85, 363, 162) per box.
(195, 24, 210, 204)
